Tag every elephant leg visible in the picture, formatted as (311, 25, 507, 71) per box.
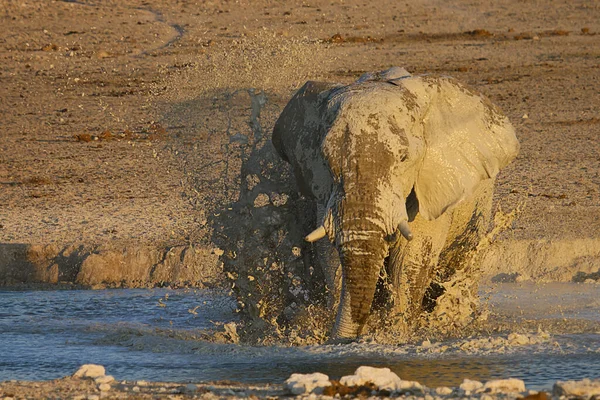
(314, 203, 342, 310)
(388, 213, 451, 327)
(428, 179, 495, 325)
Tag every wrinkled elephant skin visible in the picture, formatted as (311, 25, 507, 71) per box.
(272, 68, 519, 340)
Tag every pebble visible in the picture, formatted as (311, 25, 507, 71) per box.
(483, 378, 526, 393)
(553, 378, 600, 397)
(435, 386, 453, 395)
(98, 383, 111, 392)
(460, 378, 483, 393)
(285, 372, 331, 395)
(132, 386, 140, 392)
(94, 375, 114, 384)
(72, 364, 106, 379)
(340, 366, 423, 394)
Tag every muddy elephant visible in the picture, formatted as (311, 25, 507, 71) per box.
(272, 67, 519, 340)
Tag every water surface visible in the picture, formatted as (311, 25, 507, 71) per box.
(1, 283, 599, 390)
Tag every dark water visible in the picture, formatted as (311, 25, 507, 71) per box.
(0, 284, 599, 390)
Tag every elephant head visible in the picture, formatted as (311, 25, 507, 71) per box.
(272, 68, 519, 340)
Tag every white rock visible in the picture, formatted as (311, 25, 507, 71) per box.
(72, 364, 106, 379)
(553, 378, 600, 397)
(340, 366, 422, 393)
(435, 386, 453, 395)
(285, 372, 331, 395)
(483, 378, 526, 393)
(136, 380, 149, 386)
(460, 379, 483, 393)
(87, 396, 100, 400)
(94, 375, 114, 384)
(98, 383, 111, 392)
(132, 386, 140, 392)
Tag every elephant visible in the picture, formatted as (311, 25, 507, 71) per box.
(272, 67, 519, 341)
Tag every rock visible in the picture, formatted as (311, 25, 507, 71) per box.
(94, 375, 114, 384)
(435, 386, 453, 395)
(72, 364, 106, 379)
(483, 378, 526, 393)
(340, 366, 422, 393)
(553, 378, 600, 398)
(285, 372, 331, 395)
(98, 383, 111, 392)
(460, 379, 484, 393)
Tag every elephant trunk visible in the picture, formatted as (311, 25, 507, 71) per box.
(333, 203, 390, 339)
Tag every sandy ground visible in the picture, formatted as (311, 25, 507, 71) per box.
(0, 0, 599, 396)
(1, 0, 599, 288)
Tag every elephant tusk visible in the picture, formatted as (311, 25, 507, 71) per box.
(305, 225, 326, 242)
(399, 220, 413, 241)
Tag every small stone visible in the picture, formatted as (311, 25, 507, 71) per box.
(435, 386, 453, 395)
(73, 364, 106, 379)
(460, 379, 483, 393)
(286, 372, 331, 395)
(87, 396, 100, 400)
(483, 378, 526, 393)
(522, 113, 529, 119)
(132, 386, 140, 392)
(553, 378, 600, 397)
(340, 366, 422, 393)
(95, 375, 115, 384)
(98, 383, 111, 392)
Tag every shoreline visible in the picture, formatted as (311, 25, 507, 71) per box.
(2, 364, 599, 399)
(2, 237, 599, 288)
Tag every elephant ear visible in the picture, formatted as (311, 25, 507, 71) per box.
(414, 77, 520, 220)
(272, 81, 340, 198)
(272, 81, 339, 163)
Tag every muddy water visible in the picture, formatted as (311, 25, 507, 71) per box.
(0, 284, 599, 390)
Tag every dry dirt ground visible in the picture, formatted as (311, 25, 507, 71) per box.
(1, 0, 600, 395)
(1, 0, 599, 286)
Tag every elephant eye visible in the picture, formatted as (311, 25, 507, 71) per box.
(385, 231, 399, 244)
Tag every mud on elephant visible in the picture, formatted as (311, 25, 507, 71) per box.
(272, 67, 519, 341)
